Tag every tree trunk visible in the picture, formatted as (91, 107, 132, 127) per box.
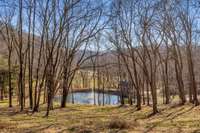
(8, 52, 12, 107)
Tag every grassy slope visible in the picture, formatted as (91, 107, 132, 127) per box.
(0, 100, 200, 133)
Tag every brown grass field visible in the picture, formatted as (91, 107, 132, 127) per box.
(0, 99, 200, 133)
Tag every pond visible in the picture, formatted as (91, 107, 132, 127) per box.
(54, 91, 120, 105)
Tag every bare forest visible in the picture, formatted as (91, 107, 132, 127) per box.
(0, 0, 200, 132)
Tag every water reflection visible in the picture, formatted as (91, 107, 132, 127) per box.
(54, 91, 120, 105)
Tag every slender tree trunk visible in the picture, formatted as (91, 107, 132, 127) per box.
(18, 0, 24, 112)
(61, 71, 68, 108)
(8, 51, 12, 107)
(174, 62, 186, 104)
(150, 80, 158, 114)
(146, 80, 150, 106)
(187, 46, 199, 105)
(164, 61, 170, 104)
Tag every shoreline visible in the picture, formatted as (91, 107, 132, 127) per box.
(71, 88, 121, 96)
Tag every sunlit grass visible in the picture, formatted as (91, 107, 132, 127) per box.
(0, 98, 200, 132)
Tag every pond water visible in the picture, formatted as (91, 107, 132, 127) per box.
(54, 91, 120, 105)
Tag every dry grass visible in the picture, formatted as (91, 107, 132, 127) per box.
(0, 100, 200, 133)
(107, 117, 129, 129)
